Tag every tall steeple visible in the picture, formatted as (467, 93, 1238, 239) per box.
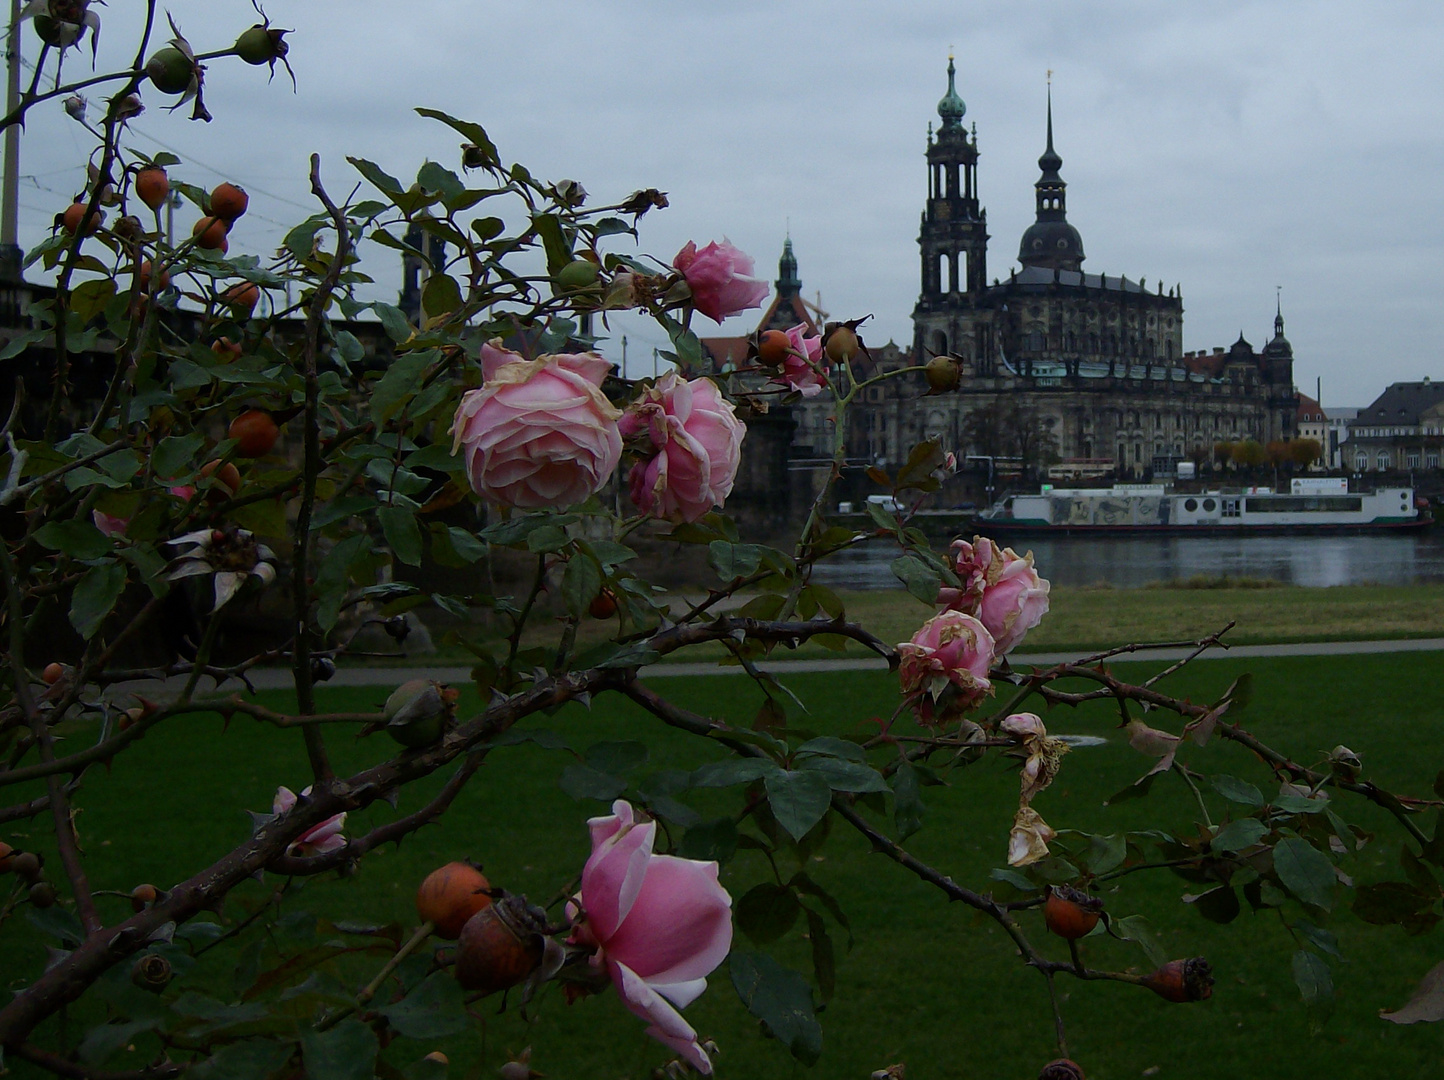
(913, 54, 993, 373)
(1017, 79, 1085, 272)
(775, 236, 800, 299)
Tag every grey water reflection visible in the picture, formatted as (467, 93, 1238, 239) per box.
(810, 532, 1444, 590)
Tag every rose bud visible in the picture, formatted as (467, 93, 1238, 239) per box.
(0, 841, 13, 873)
(131, 953, 173, 993)
(310, 656, 336, 683)
(453, 892, 549, 996)
(1038, 1060, 1087, 1080)
(1143, 957, 1214, 1003)
(12, 851, 42, 882)
(416, 861, 492, 940)
(384, 678, 451, 748)
(823, 322, 860, 364)
(1043, 885, 1103, 940)
(130, 883, 162, 912)
(924, 354, 961, 393)
(29, 881, 57, 908)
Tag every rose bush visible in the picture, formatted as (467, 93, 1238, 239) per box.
(1, 12, 1439, 1080)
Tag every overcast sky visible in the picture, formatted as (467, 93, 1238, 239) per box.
(13, 1, 1444, 407)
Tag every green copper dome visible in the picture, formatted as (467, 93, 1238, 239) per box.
(937, 56, 966, 128)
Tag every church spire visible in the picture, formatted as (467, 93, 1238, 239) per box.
(1017, 76, 1084, 272)
(937, 53, 966, 130)
(775, 236, 800, 299)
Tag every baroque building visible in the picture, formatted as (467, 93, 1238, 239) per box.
(768, 60, 1302, 484)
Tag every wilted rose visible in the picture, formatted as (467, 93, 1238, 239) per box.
(898, 610, 995, 717)
(622, 372, 746, 523)
(570, 801, 732, 1074)
(1008, 805, 1057, 867)
(672, 240, 768, 324)
(450, 340, 622, 510)
(938, 536, 1050, 655)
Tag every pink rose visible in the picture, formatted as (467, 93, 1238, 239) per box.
(272, 785, 347, 858)
(897, 609, 995, 717)
(450, 340, 623, 509)
(572, 800, 732, 1074)
(621, 372, 746, 523)
(771, 323, 828, 398)
(673, 240, 769, 324)
(937, 536, 1050, 655)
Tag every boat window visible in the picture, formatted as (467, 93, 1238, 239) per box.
(1243, 497, 1363, 513)
(1184, 498, 1198, 512)
(1202, 498, 1216, 512)
(1222, 498, 1241, 518)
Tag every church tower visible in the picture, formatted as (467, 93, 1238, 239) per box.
(1017, 85, 1085, 272)
(912, 56, 993, 373)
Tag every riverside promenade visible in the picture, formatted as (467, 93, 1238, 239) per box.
(228, 636, 1444, 691)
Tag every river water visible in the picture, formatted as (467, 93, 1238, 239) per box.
(810, 532, 1444, 590)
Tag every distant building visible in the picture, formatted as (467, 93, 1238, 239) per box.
(1346, 380, 1444, 473)
(1324, 406, 1358, 470)
(1296, 392, 1326, 469)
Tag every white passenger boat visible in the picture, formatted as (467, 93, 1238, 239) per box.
(976, 481, 1431, 536)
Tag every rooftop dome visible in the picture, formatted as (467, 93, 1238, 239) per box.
(937, 56, 966, 128)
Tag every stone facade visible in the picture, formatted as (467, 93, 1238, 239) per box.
(1346, 381, 1444, 473)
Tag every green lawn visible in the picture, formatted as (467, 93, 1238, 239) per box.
(5, 654, 1444, 1079)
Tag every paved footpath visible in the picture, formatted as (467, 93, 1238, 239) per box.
(212, 636, 1444, 692)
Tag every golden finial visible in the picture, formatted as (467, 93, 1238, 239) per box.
(1047, 68, 1053, 85)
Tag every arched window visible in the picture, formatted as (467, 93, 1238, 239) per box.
(1355, 453, 1368, 471)
(932, 330, 948, 356)
(1378, 452, 1391, 471)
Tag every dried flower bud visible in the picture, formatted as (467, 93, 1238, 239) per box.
(310, 656, 336, 683)
(383, 616, 411, 643)
(131, 953, 173, 993)
(1143, 957, 1214, 1003)
(1038, 1060, 1087, 1080)
(1329, 745, 1362, 781)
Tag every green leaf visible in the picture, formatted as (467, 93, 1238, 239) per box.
(415, 108, 499, 166)
(892, 761, 924, 840)
(531, 213, 571, 274)
(708, 540, 762, 580)
(347, 156, 405, 200)
(378, 971, 468, 1040)
(798, 756, 889, 794)
(1187, 884, 1241, 923)
(559, 763, 627, 802)
(692, 759, 780, 788)
(585, 740, 648, 775)
(35, 519, 111, 560)
(561, 554, 603, 618)
(79, 1019, 159, 1066)
(372, 302, 415, 344)
(378, 506, 423, 567)
(1272, 837, 1335, 911)
(765, 769, 833, 841)
(370, 352, 432, 424)
(729, 950, 822, 1065)
(525, 524, 570, 553)
(1212, 818, 1268, 853)
(1085, 833, 1129, 875)
(678, 818, 738, 864)
(1292, 949, 1334, 1014)
(794, 737, 866, 762)
(890, 554, 941, 605)
(70, 562, 126, 639)
(1294, 918, 1343, 960)
(301, 1016, 378, 1080)
(803, 907, 836, 1002)
(421, 272, 464, 319)
(190, 1040, 294, 1080)
(26, 905, 86, 946)
(1210, 774, 1265, 807)
(737, 884, 801, 944)
(1110, 913, 1170, 967)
